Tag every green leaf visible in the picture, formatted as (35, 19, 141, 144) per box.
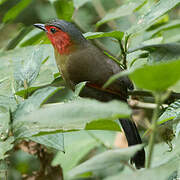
(84, 31, 124, 41)
(15, 68, 55, 98)
(13, 46, 44, 91)
(0, 0, 8, 5)
(104, 158, 179, 180)
(53, 0, 74, 21)
(158, 100, 180, 124)
(0, 96, 17, 140)
(129, 59, 180, 91)
(103, 70, 130, 89)
(0, 106, 10, 140)
(176, 122, 180, 137)
(128, 0, 180, 34)
(52, 131, 116, 178)
(96, 0, 146, 27)
(13, 99, 131, 138)
(146, 19, 180, 39)
(128, 43, 180, 62)
(30, 133, 64, 152)
(0, 45, 58, 97)
(164, 26, 180, 43)
(13, 87, 64, 151)
(0, 160, 8, 179)
(171, 80, 180, 93)
(73, 0, 91, 9)
(5, 27, 33, 50)
(86, 120, 121, 131)
(0, 53, 14, 96)
(13, 86, 62, 121)
(0, 137, 14, 160)
(52, 131, 104, 174)
(74, 82, 87, 97)
(0, 96, 17, 112)
(3, 0, 33, 23)
(68, 144, 143, 178)
(19, 31, 49, 47)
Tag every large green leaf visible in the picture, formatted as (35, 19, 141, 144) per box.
(13, 86, 64, 151)
(30, 133, 64, 152)
(128, 43, 180, 62)
(0, 105, 10, 140)
(84, 31, 124, 41)
(117, 137, 180, 180)
(13, 86, 62, 120)
(104, 158, 179, 180)
(96, 0, 146, 27)
(3, 0, 33, 23)
(158, 100, 180, 124)
(0, 0, 8, 5)
(13, 45, 44, 91)
(146, 19, 180, 39)
(0, 52, 14, 96)
(0, 96, 17, 140)
(15, 68, 55, 98)
(13, 99, 131, 138)
(0, 161, 8, 179)
(53, 0, 74, 21)
(52, 131, 115, 175)
(5, 27, 33, 50)
(0, 137, 14, 160)
(17, 28, 49, 48)
(172, 80, 180, 93)
(129, 59, 180, 91)
(0, 45, 58, 97)
(68, 144, 143, 178)
(128, 0, 180, 34)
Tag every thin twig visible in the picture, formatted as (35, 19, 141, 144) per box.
(104, 51, 124, 68)
(128, 90, 180, 99)
(146, 93, 161, 168)
(91, 0, 116, 29)
(23, 79, 28, 99)
(129, 99, 168, 109)
(119, 40, 127, 69)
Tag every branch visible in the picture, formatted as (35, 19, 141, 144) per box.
(91, 0, 116, 29)
(128, 100, 168, 109)
(146, 94, 161, 168)
(128, 90, 180, 99)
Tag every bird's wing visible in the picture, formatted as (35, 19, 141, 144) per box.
(67, 43, 133, 93)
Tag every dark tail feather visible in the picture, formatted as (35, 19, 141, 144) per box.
(119, 118, 145, 169)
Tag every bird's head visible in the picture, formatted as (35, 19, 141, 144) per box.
(34, 19, 86, 55)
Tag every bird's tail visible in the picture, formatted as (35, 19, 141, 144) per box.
(119, 118, 145, 169)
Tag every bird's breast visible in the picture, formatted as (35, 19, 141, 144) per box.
(54, 48, 75, 88)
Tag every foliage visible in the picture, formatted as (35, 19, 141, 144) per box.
(0, 0, 180, 179)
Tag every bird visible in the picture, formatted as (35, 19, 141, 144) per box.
(34, 19, 145, 169)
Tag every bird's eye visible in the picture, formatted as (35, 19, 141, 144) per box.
(50, 28, 57, 34)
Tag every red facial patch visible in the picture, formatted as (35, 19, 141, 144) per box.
(45, 25, 72, 55)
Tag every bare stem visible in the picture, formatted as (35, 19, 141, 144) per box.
(128, 90, 180, 99)
(91, 0, 116, 29)
(119, 40, 127, 69)
(23, 79, 29, 99)
(146, 94, 161, 168)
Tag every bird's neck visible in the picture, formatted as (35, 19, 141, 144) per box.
(47, 32, 75, 55)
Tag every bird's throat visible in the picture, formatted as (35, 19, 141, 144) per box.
(47, 31, 73, 55)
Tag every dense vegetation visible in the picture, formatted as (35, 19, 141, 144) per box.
(0, 0, 180, 179)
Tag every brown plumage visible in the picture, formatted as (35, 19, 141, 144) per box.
(34, 19, 145, 168)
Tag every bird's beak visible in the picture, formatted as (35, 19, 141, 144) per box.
(33, 23, 47, 32)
